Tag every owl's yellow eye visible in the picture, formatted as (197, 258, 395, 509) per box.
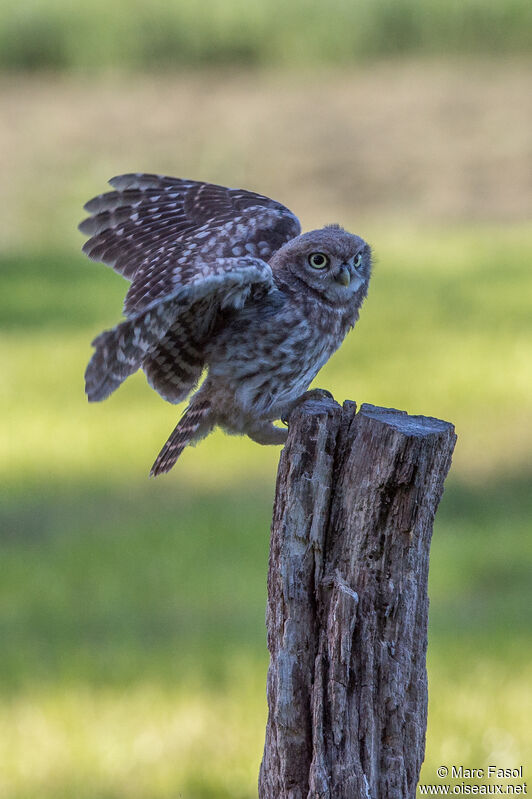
(308, 252, 329, 269)
(354, 253, 362, 268)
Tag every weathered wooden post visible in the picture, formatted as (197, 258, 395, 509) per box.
(259, 395, 456, 799)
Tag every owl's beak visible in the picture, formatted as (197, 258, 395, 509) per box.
(335, 265, 351, 287)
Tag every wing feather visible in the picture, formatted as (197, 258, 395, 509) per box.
(85, 257, 273, 403)
(79, 174, 301, 298)
(142, 302, 209, 404)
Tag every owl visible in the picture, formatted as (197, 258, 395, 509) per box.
(80, 174, 372, 475)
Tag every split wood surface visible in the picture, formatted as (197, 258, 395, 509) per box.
(259, 397, 456, 799)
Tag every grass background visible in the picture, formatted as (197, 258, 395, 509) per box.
(2, 0, 532, 71)
(1, 3, 532, 797)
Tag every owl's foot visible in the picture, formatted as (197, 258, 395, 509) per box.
(303, 388, 334, 402)
(245, 420, 288, 446)
(281, 388, 335, 424)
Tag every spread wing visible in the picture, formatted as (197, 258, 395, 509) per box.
(84, 256, 273, 403)
(80, 174, 300, 404)
(79, 173, 301, 316)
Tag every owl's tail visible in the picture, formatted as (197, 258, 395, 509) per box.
(150, 398, 213, 476)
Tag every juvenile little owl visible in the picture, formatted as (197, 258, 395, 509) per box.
(80, 174, 372, 475)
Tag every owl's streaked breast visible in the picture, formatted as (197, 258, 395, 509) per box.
(206, 292, 350, 417)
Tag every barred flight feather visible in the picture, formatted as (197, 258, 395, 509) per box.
(85, 260, 274, 402)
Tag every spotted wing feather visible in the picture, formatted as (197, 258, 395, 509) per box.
(79, 174, 301, 311)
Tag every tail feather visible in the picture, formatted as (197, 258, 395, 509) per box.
(150, 399, 213, 476)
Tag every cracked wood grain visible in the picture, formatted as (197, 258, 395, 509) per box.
(259, 396, 457, 799)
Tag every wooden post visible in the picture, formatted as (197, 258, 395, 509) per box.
(259, 396, 457, 799)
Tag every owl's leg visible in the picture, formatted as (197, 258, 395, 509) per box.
(245, 420, 288, 446)
(281, 388, 335, 424)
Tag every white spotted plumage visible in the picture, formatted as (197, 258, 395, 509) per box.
(80, 174, 372, 475)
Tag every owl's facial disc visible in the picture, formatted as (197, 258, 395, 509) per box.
(301, 245, 367, 301)
(332, 253, 366, 292)
(273, 226, 371, 303)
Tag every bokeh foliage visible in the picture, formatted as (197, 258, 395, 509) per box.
(1, 0, 532, 72)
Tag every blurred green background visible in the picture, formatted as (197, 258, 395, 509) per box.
(1, 2, 531, 797)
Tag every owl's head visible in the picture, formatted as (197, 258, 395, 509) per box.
(270, 225, 371, 305)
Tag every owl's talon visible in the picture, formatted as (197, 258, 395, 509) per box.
(304, 388, 334, 402)
(281, 388, 335, 424)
